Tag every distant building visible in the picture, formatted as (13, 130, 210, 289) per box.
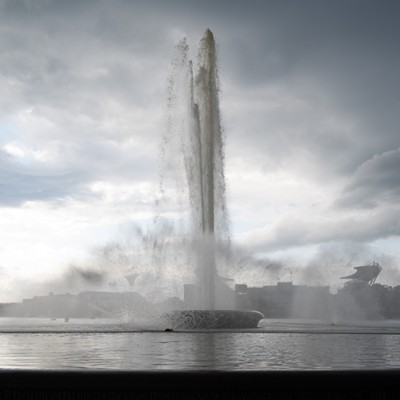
(235, 282, 332, 319)
(3, 267, 400, 321)
(340, 262, 382, 285)
(0, 291, 178, 319)
(335, 282, 395, 319)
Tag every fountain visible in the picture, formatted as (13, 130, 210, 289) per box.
(162, 30, 264, 329)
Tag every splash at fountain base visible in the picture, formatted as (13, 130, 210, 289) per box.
(161, 310, 265, 330)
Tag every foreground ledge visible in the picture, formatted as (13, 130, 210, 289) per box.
(1, 370, 400, 399)
(161, 310, 265, 329)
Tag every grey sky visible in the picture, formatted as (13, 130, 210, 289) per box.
(1, 0, 400, 298)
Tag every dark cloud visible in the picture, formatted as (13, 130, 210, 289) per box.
(0, 149, 91, 206)
(0, 137, 158, 206)
(0, 173, 84, 206)
(336, 148, 400, 209)
(0, 0, 165, 206)
(1, 0, 400, 256)
(244, 206, 400, 253)
(65, 265, 104, 285)
(219, 0, 400, 182)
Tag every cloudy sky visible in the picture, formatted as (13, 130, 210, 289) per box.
(1, 0, 400, 300)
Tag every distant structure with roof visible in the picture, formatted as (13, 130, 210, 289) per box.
(340, 262, 382, 285)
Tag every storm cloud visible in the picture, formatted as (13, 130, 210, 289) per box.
(336, 148, 400, 209)
(1, 0, 400, 299)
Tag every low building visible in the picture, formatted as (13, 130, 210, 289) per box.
(235, 282, 332, 319)
(0, 291, 162, 319)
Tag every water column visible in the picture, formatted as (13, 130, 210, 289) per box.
(189, 30, 224, 310)
(162, 31, 265, 327)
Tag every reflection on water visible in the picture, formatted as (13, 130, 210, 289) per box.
(1, 318, 400, 370)
(1, 331, 400, 370)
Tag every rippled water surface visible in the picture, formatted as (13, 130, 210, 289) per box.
(1, 318, 400, 370)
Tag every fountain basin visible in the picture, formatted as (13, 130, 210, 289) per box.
(161, 309, 265, 330)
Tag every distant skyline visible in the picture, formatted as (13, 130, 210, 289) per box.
(1, 0, 400, 301)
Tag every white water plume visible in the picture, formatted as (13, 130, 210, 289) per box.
(162, 30, 232, 309)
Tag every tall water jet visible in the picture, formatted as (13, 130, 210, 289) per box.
(187, 29, 226, 310)
(162, 30, 264, 327)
